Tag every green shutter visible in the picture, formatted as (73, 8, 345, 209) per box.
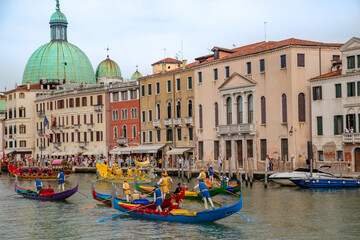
(347, 83, 351, 97)
(313, 87, 316, 100)
(334, 116, 338, 135)
(341, 115, 343, 133)
(319, 87, 322, 99)
(357, 81, 360, 96)
(346, 115, 349, 129)
(317, 117, 323, 136)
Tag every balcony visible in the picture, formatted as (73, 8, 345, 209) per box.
(37, 110, 45, 117)
(74, 124, 81, 131)
(185, 117, 194, 126)
(218, 123, 256, 135)
(343, 133, 360, 143)
(153, 119, 161, 128)
(39, 146, 46, 151)
(94, 104, 104, 111)
(79, 141, 87, 148)
(164, 118, 173, 127)
(117, 137, 128, 145)
(37, 129, 45, 136)
(59, 125, 64, 132)
(86, 123, 94, 130)
(173, 118, 182, 126)
(54, 142, 61, 148)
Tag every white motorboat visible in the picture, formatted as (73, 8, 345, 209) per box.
(269, 168, 333, 186)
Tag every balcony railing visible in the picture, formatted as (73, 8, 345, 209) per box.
(59, 125, 64, 131)
(185, 117, 194, 126)
(37, 129, 45, 135)
(79, 141, 87, 148)
(173, 118, 182, 126)
(54, 142, 61, 148)
(37, 110, 45, 117)
(218, 123, 256, 135)
(94, 104, 104, 111)
(164, 118, 172, 127)
(153, 119, 161, 128)
(117, 137, 128, 145)
(343, 133, 360, 143)
(87, 123, 94, 130)
(39, 146, 46, 151)
(74, 124, 81, 131)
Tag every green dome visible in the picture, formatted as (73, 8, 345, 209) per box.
(131, 69, 143, 80)
(22, 41, 96, 85)
(95, 56, 122, 78)
(50, 10, 67, 23)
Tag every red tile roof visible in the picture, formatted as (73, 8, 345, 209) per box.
(151, 58, 182, 66)
(310, 69, 342, 80)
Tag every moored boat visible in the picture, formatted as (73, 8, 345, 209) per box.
(111, 193, 243, 223)
(226, 183, 241, 193)
(269, 168, 333, 186)
(15, 182, 78, 201)
(290, 177, 360, 188)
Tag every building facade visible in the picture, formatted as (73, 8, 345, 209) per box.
(310, 37, 360, 172)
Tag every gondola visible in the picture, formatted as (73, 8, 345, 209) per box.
(15, 181, 78, 201)
(135, 183, 226, 200)
(290, 177, 360, 188)
(111, 193, 243, 223)
(91, 183, 185, 208)
(8, 163, 71, 180)
(96, 163, 155, 183)
(226, 183, 241, 193)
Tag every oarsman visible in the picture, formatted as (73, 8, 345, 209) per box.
(221, 173, 229, 186)
(57, 169, 65, 191)
(127, 167, 133, 178)
(123, 180, 131, 202)
(193, 179, 215, 210)
(197, 168, 206, 180)
(154, 184, 163, 212)
(157, 173, 168, 198)
(165, 173, 172, 192)
(35, 178, 43, 194)
(207, 162, 214, 182)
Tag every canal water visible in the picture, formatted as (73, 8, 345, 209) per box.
(0, 173, 359, 240)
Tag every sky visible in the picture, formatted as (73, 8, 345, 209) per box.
(0, 0, 359, 91)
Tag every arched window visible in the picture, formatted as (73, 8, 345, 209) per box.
(112, 110, 115, 120)
(176, 101, 181, 118)
(124, 109, 128, 120)
(237, 96, 243, 124)
(132, 125, 137, 138)
(122, 125, 127, 138)
(113, 126, 118, 139)
(214, 102, 219, 127)
(261, 96, 266, 124)
(298, 93, 305, 122)
(226, 97, 232, 124)
(167, 102, 172, 119)
(248, 94, 253, 123)
(188, 99, 193, 117)
(282, 93, 287, 123)
(156, 103, 161, 120)
(199, 104, 203, 129)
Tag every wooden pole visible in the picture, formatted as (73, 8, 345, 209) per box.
(339, 158, 343, 178)
(310, 158, 313, 177)
(244, 157, 248, 187)
(228, 157, 232, 180)
(187, 156, 190, 180)
(264, 156, 268, 188)
(235, 155, 239, 182)
(249, 157, 253, 187)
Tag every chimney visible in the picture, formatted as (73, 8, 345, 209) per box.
(15, 83, 18, 89)
(27, 81, 30, 90)
(161, 63, 166, 73)
(182, 59, 187, 70)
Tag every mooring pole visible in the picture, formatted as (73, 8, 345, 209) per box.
(265, 156, 268, 188)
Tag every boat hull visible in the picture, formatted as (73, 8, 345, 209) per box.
(269, 169, 332, 186)
(290, 178, 360, 188)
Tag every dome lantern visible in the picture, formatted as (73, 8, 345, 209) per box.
(50, 0, 68, 41)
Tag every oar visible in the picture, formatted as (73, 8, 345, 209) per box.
(65, 183, 88, 198)
(0, 175, 7, 181)
(97, 202, 153, 223)
(82, 197, 112, 210)
(0, 194, 18, 200)
(225, 190, 240, 197)
(235, 212, 255, 222)
(210, 198, 223, 207)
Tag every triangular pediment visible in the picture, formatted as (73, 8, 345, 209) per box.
(340, 37, 360, 52)
(218, 72, 256, 90)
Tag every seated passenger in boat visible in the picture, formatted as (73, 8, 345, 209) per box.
(168, 197, 179, 211)
(131, 190, 140, 201)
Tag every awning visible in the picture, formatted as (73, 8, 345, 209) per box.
(109, 146, 136, 155)
(4, 149, 15, 155)
(52, 159, 63, 165)
(131, 144, 165, 154)
(82, 151, 97, 155)
(167, 147, 193, 155)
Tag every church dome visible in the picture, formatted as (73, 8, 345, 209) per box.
(131, 69, 143, 80)
(95, 56, 122, 79)
(22, 1, 95, 85)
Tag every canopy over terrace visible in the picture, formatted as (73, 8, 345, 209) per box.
(131, 144, 166, 154)
(166, 147, 193, 155)
(109, 146, 136, 155)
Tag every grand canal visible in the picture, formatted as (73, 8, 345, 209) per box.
(0, 173, 359, 240)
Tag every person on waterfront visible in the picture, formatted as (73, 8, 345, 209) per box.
(157, 173, 169, 198)
(35, 178, 43, 194)
(207, 162, 214, 182)
(350, 127, 354, 133)
(174, 183, 182, 195)
(57, 169, 65, 191)
(154, 184, 163, 212)
(158, 158, 162, 169)
(193, 179, 215, 210)
(123, 180, 131, 202)
(345, 127, 349, 133)
(197, 168, 206, 180)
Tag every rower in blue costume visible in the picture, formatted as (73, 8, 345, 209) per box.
(35, 178, 43, 194)
(193, 179, 215, 210)
(207, 162, 214, 182)
(153, 184, 163, 212)
(221, 173, 229, 186)
(57, 169, 65, 191)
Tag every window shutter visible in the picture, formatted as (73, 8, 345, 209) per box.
(346, 115, 349, 129)
(313, 87, 316, 100)
(347, 83, 351, 97)
(319, 87, 322, 99)
(334, 116, 337, 135)
(357, 82, 360, 96)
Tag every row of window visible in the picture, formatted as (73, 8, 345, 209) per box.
(5, 107, 26, 119)
(112, 90, 137, 102)
(141, 100, 193, 122)
(317, 114, 360, 136)
(36, 95, 103, 112)
(112, 108, 137, 120)
(141, 76, 193, 97)
(5, 140, 26, 148)
(42, 131, 104, 144)
(347, 55, 360, 70)
(113, 125, 137, 139)
(36, 113, 103, 130)
(5, 92, 25, 101)
(141, 127, 194, 143)
(313, 81, 360, 100)
(5, 125, 26, 135)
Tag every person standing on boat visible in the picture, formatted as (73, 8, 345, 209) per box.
(207, 162, 214, 182)
(154, 184, 163, 212)
(57, 169, 65, 191)
(123, 180, 131, 202)
(157, 173, 168, 198)
(35, 178, 43, 194)
(193, 179, 215, 210)
(165, 173, 172, 193)
(197, 168, 206, 180)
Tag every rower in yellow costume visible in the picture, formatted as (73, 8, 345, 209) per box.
(134, 166, 142, 177)
(197, 168, 206, 180)
(116, 168, 123, 178)
(157, 173, 168, 198)
(123, 180, 131, 202)
(165, 173, 172, 192)
(127, 168, 133, 178)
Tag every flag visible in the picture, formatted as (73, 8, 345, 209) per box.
(45, 129, 51, 139)
(44, 116, 49, 127)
